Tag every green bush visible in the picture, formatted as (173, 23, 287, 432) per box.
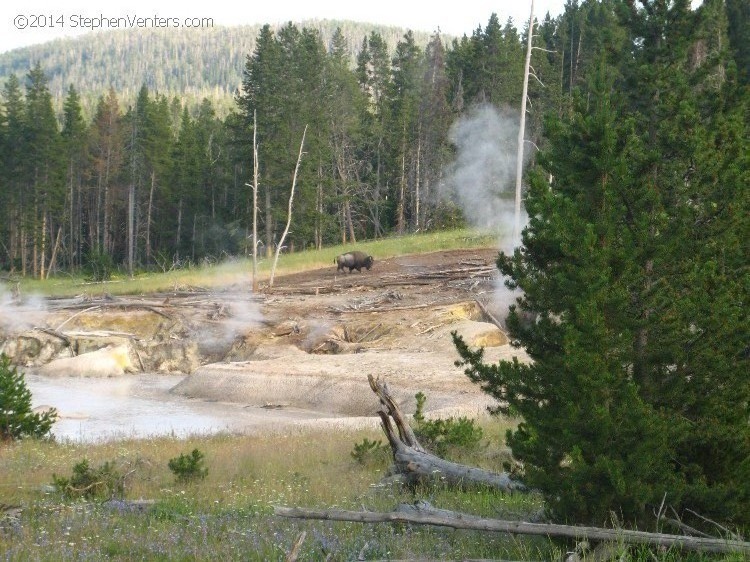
(168, 448, 208, 483)
(85, 248, 115, 281)
(412, 391, 484, 457)
(53, 459, 125, 500)
(0, 354, 57, 442)
(351, 438, 388, 464)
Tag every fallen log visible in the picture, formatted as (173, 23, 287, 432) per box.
(273, 505, 750, 556)
(367, 375, 524, 492)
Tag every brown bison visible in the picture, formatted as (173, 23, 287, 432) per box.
(335, 251, 374, 273)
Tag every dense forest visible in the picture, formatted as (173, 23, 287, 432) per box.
(453, 0, 749, 530)
(0, 21, 437, 118)
(0, 0, 746, 280)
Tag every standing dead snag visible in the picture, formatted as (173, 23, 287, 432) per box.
(367, 375, 525, 492)
(269, 125, 307, 289)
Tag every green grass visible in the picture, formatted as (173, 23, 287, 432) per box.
(0, 427, 560, 561)
(2, 427, 742, 561)
(13, 228, 498, 299)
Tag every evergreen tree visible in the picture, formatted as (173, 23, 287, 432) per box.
(61, 85, 88, 271)
(416, 32, 453, 230)
(168, 106, 201, 260)
(725, 0, 749, 85)
(0, 75, 25, 272)
(327, 28, 367, 245)
(88, 88, 124, 259)
(0, 354, 57, 441)
(388, 31, 423, 234)
(123, 85, 151, 274)
(356, 32, 392, 236)
(454, 0, 749, 528)
(142, 94, 173, 265)
(24, 63, 63, 279)
(237, 24, 284, 256)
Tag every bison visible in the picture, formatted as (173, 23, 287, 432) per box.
(334, 251, 374, 273)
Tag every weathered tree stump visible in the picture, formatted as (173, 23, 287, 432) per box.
(367, 374, 525, 492)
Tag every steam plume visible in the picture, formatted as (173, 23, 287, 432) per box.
(440, 103, 528, 253)
(440, 104, 530, 325)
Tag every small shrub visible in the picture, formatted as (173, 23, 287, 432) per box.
(351, 438, 388, 464)
(0, 353, 57, 442)
(412, 391, 484, 457)
(168, 448, 208, 483)
(53, 459, 125, 500)
(85, 248, 115, 281)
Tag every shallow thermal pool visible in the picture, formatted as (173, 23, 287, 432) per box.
(25, 373, 335, 443)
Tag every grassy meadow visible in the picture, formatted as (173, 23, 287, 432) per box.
(0, 424, 563, 561)
(13, 229, 498, 299)
(2, 424, 741, 561)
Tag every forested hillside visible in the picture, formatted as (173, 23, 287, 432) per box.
(0, 0, 746, 282)
(0, 21, 436, 118)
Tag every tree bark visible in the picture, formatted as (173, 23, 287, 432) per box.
(265, 186, 273, 259)
(127, 183, 135, 277)
(397, 138, 407, 235)
(175, 197, 182, 260)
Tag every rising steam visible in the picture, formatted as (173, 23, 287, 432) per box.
(440, 104, 530, 325)
(440, 103, 529, 253)
(0, 285, 47, 333)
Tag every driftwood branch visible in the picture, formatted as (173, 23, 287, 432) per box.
(274, 505, 750, 556)
(52, 302, 173, 322)
(285, 530, 306, 562)
(34, 327, 72, 348)
(55, 306, 101, 331)
(368, 375, 524, 492)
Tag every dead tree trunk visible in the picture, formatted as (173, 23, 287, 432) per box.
(269, 125, 307, 288)
(274, 505, 750, 556)
(514, 0, 535, 246)
(368, 375, 524, 492)
(251, 110, 259, 292)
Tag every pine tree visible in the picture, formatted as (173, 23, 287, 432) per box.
(61, 85, 88, 271)
(168, 106, 201, 260)
(356, 32, 392, 237)
(88, 88, 124, 259)
(0, 354, 57, 441)
(454, 0, 749, 528)
(0, 75, 26, 272)
(388, 31, 423, 234)
(142, 94, 173, 265)
(123, 85, 151, 274)
(327, 28, 367, 246)
(237, 24, 284, 256)
(416, 32, 453, 230)
(725, 0, 749, 85)
(24, 63, 63, 279)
